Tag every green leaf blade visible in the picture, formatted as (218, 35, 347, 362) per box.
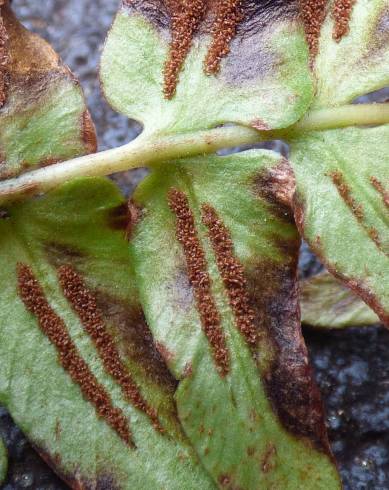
(0, 3, 96, 180)
(289, 0, 389, 327)
(301, 272, 380, 328)
(313, 0, 389, 108)
(130, 151, 341, 489)
(291, 125, 389, 325)
(0, 178, 215, 489)
(100, 1, 313, 135)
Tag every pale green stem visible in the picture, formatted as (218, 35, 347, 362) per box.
(0, 126, 262, 202)
(0, 103, 388, 203)
(290, 103, 389, 133)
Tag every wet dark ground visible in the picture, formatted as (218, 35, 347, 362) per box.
(1, 1, 389, 489)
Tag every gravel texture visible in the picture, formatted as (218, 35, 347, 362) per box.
(1, 1, 389, 489)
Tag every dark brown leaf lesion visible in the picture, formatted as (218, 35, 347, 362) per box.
(94, 292, 179, 395)
(58, 264, 164, 433)
(122, 0, 171, 30)
(46, 242, 85, 266)
(229, 178, 332, 454)
(0, 3, 66, 100)
(107, 202, 132, 231)
(45, 240, 178, 397)
(252, 158, 296, 224)
(246, 256, 333, 455)
(32, 445, 122, 490)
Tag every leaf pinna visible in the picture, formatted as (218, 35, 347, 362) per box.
(0, 2, 95, 181)
(289, 0, 389, 326)
(100, 0, 313, 134)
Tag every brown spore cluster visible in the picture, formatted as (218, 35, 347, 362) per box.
(332, 0, 355, 41)
(331, 171, 385, 253)
(204, 0, 243, 75)
(58, 264, 163, 433)
(371, 176, 389, 209)
(330, 170, 363, 221)
(164, 0, 207, 99)
(299, 0, 328, 57)
(0, 7, 9, 108)
(17, 263, 132, 447)
(201, 204, 258, 347)
(168, 188, 230, 376)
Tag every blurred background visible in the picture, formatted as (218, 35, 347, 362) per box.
(1, 1, 389, 489)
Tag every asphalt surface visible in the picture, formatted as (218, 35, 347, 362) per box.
(1, 1, 389, 489)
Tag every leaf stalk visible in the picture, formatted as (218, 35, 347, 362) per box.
(0, 103, 388, 203)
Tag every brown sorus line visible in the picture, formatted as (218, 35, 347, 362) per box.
(0, 8, 9, 108)
(299, 0, 328, 57)
(17, 263, 132, 447)
(57, 264, 164, 433)
(330, 170, 364, 221)
(163, 0, 207, 99)
(168, 188, 230, 376)
(204, 0, 243, 75)
(330, 171, 386, 254)
(371, 176, 389, 209)
(201, 204, 258, 347)
(332, 0, 355, 41)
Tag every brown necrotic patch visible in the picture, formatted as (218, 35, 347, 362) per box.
(246, 257, 334, 455)
(204, 0, 244, 75)
(253, 158, 296, 224)
(0, 6, 9, 108)
(163, 0, 207, 98)
(107, 199, 144, 241)
(371, 176, 389, 209)
(107, 202, 131, 232)
(132, 0, 297, 95)
(94, 293, 178, 394)
(122, 0, 171, 30)
(201, 203, 258, 347)
(17, 263, 132, 447)
(168, 188, 230, 376)
(299, 0, 328, 57)
(332, 0, 355, 41)
(57, 264, 164, 433)
(33, 443, 122, 490)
